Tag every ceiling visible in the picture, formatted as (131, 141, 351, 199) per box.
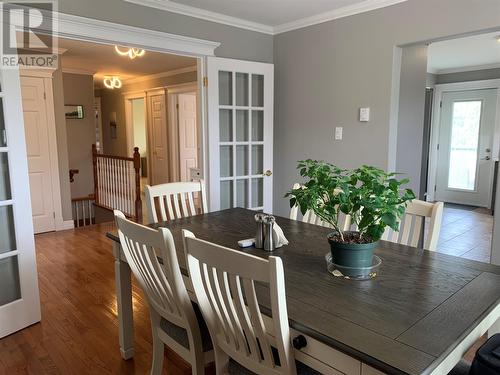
(125, 0, 408, 34)
(57, 37, 197, 87)
(428, 32, 500, 74)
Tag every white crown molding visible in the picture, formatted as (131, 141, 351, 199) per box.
(124, 0, 274, 35)
(274, 0, 408, 34)
(124, 0, 408, 35)
(434, 63, 500, 75)
(124, 65, 197, 85)
(5, 6, 220, 57)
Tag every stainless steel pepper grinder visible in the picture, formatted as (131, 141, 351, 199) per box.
(254, 213, 266, 249)
(263, 215, 276, 252)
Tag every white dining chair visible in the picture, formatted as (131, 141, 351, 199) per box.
(382, 199, 444, 251)
(114, 210, 213, 375)
(289, 183, 352, 232)
(145, 180, 208, 223)
(182, 230, 322, 375)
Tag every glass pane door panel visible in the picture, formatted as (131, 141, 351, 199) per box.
(0, 153, 12, 200)
(236, 146, 248, 176)
(236, 73, 249, 106)
(251, 110, 264, 141)
(252, 145, 263, 175)
(448, 101, 482, 190)
(220, 181, 233, 210)
(252, 74, 264, 107)
(220, 146, 233, 177)
(0, 205, 16, 254)
(236, 110, 249, 141)
(0, 99, 5, 147)
(0, 256, 21, 305)
(219, 109, 233, 141)
(219, 71, 232, 105)
(251, 178, 263, 207)
(236, 179, 248, 207)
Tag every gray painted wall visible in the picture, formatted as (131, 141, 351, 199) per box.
(56, 0, 273, 63)
(273, 0, 500, 216)
(396, 44, 428, 196)
(436, 68, 500, 84)
(63, 73, 96, 198)
(426, 73, 437, 88)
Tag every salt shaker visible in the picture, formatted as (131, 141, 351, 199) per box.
(254, 213, 266, 249)
(263, 215, 276, 252)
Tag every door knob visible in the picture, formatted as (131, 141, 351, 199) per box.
(482, 156, 491, 161)
(263, 170, 272, 177)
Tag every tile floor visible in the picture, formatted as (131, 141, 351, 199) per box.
(436, 203, 493, 263)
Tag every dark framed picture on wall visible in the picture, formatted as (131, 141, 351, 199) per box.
(65, 105, 84, 119)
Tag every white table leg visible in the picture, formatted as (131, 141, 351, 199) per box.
(113, 242, 135, 360)
(488, 317, 500, 337)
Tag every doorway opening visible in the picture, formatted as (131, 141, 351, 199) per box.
(19, 34, 201, 231)
(397, 31, 500, 263)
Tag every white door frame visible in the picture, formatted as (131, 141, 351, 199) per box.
(427, 79, 500, 203)
(166, 82, 199, 182)
(19, 69, 73, 231)
(6, 7, 218, 208)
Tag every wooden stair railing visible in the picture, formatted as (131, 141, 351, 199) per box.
(72, 194, 95, 227)
(92, 144, 142, 222)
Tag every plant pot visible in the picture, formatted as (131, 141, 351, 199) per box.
(328, 232, 378, 274)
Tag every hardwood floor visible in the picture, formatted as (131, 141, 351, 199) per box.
(0, 223, 198, 375)
(0, 222, 484, 374)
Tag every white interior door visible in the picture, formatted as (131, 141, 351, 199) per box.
(178, 93, 198, 182)
(435, 89, 498, 207)
(207, 57, 274, 213)
(148, 91, 168, 185)
(0, 69, 41, 338)
(20, 76, 56, 233)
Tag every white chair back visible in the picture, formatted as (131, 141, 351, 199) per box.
(182, 230, 296, 375)
(382, 200, 444, 251)
(114, 211, 205, 372)
(145, 180, 208, 223)
(289, 183, 352, 231)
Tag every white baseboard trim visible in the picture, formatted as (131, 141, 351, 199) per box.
(57, 220, 75, 231)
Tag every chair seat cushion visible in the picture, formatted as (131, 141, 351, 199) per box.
(160, 302, 213, 352)
(228, 358, 322, 374)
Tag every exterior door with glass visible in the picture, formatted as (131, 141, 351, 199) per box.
(0, 69, 41, 338)
(435, 89, 498, 207)
(207, 57, 274, 213)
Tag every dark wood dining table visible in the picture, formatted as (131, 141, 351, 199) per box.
(107, 208, 500, 375)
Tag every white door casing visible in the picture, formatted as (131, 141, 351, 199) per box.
(435, 89, 497, 207)
(148, 90, 169, 185)
(20, 75, 56, 233)
(178, 93, 198, 182)
(207, 57, 274, 213)
(0, 69, 41, 338)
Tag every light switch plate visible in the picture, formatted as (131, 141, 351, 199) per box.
(360, 107, 370, 122)
(335, 127, 343, 140)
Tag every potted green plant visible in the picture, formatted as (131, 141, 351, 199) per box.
(286, 160, 415, 275)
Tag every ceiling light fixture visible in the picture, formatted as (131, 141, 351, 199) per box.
(103, 76, 122, 89)
(114, 45, 146, 59)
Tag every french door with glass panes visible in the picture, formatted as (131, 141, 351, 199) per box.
(435, 89, 497, 207)
(207, 57, 274, 213)
(0, 69, 41, 338)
